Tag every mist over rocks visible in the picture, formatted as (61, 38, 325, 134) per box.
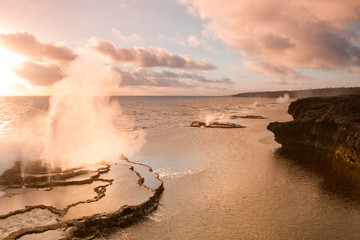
(267, 95, 360, 165)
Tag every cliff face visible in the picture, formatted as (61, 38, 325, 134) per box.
(267, 95, 360, 165)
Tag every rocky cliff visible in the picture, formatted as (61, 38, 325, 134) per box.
(267, 95, 360, 166)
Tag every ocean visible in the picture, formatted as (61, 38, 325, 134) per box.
(1, 96, 360, 239)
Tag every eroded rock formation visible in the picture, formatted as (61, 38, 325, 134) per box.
(0, 157, 163, 239)
(267, 95, 360, 165)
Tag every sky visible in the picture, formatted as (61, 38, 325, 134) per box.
(0, 0, 359, 96)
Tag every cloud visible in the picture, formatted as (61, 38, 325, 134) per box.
(0, 32, 77, 62)
(179, 0, 360, 77)
(161, 33, 213, 52)
(245, 61, 311, 80)
(112, 28, 141, 42)
(188, 35, 201, 47)
(265, 79, 289, 85)
(112, 67, 190, 88)
(228, 66, 240, 73)
(13, 61, 64, 86)
(111, 66, 232, 88)
(89, 37, 216, 70)
(158, 34, 186, 45)
(176, 71, 232, 84)
(187, 35, 213, 52)
(265, 79, 304, 86)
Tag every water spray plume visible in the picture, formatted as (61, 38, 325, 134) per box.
(42, 56, 143, 170)
(276, 93, 290, 104)
(0, 139, 22, 175)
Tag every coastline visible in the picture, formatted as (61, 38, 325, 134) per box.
(2, 96, 360, 239)
(232, 87, 360, 98)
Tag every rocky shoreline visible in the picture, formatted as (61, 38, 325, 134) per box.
(267, 95, 360, 166)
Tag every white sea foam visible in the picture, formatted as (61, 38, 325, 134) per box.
(204, 113, 225, 125)
(155, 167, 202, 179)
(147, 206, 180, 223)
(0, 208, 58, 238)
(249, 102, 259, 108)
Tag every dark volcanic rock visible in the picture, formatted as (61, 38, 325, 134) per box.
(190, 121, 245, 128)
(267, 95, 360, 165)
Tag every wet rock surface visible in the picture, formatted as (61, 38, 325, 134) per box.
(267, 95, 360, 165)
(0, 161, 106, 188)
(189, 121, 245, 128)
(0, 157, 163, 240)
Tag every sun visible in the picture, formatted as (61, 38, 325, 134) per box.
(0, 48, 28, 95)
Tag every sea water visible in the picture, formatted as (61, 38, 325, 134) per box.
(1, 96, 360, 239)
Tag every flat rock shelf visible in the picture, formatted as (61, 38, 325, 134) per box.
(0, 157, 164, 240)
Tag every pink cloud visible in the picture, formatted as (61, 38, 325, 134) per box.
(111, 66, 232, 88)
(179, 0, 360, 76)
(188, 35, 201, 47)
(187, 34, 213, 52)
(112, 28, 141, 42)
(244, 61, 310, 80)
(89, 37, 216, 70)
(265, 79, 289, 85)
(228, 66, 239, 73)
(13, 61, 64, 86)
(0, 32, 77, 62)
(158, 34, 186, 46)
(265, 79, 304, 86)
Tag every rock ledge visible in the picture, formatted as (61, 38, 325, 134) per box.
(267, 95, 360, 165)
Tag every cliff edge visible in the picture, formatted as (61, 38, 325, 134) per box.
(267, 95, 360, 165)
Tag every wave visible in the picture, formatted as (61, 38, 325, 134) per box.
(147, 206, 180, 223)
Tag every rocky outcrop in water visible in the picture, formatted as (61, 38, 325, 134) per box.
(190, 121, 245, 128)
(267, 95, 360, 165)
